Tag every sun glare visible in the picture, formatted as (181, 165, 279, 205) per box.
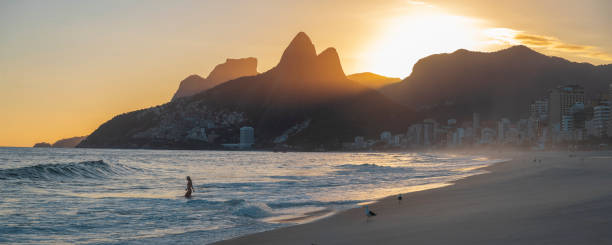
(361, 11, 485, 78)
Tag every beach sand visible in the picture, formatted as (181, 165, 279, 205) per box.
(213, 151, 612, 245)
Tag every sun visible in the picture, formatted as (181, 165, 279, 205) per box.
(360, 11, 486, 78)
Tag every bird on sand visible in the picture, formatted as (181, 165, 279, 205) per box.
(365, 205, 376, 217)
(398, 194, 403, 204)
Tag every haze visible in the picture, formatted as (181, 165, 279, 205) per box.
(1, 0, 611, 147)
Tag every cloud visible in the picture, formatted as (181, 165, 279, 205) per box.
(514, 34, 555, 46)
(407, 1, 426, 5)
(554, 44, 592, 52)
(585, 51, 612, 61)
(486, 28, 612, 62)
(406, 1, 434, 7)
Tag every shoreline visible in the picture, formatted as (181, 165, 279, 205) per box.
(263, 157, 502, 226)
(213, 151, 612, 245)
(212, 154, 510, 244)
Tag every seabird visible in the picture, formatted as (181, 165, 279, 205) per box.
(398, 194, 403, 204)
(365, 205, 376, 217)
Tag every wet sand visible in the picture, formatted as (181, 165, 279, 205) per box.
(213, 151, 612, 245)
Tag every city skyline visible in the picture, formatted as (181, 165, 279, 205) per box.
(2, 0, 612, 147)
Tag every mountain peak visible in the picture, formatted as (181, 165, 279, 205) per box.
(277, 32, 317, 70)
(316, 47, 346, 81)
(293, 31, 312, 44)
(171, 57, 258, 101)
(499, 45, 540, 55)
(207, 57, 258, 82)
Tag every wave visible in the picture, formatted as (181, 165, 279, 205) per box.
(186, 198, 273, 218)
(335, 163, 413, 174)
(232, 202, 274, 218)
(0, 160, 137, 181)
(267, 200, 360, 209)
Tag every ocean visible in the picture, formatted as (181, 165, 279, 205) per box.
(0, 147, 503, 244)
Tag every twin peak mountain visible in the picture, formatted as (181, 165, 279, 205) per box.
(78, 31, 612, 149)
(173, 32, 386, 104)
(79, 32, 410, 149)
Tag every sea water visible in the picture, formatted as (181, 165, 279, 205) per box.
(0, 147, 503, 244)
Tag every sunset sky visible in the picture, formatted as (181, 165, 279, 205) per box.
(1, 0, 611, 147)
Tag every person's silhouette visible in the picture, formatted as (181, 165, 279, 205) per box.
(185, 176, 194, 198)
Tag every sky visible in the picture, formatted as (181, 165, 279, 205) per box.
(1, 0, 611, 147)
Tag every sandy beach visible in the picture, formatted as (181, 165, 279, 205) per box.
(214, 151, 612, 245)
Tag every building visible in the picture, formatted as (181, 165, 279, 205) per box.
(480, 128, 496, 144)
(380, 131, 392, 144)
(561, 115, 573, 132)
(505, 128, 521, 145)
(423, 122, 434, 146)
(354, 136, 365, 144)
(593, 103, 610, 137)
(393, 134, 404, 146)
(186, 127, 207, 141)
(407, 124, 423, 146)
(456, 128, 465, 145)
(352, 136, 366, 149)
(423, 119, 439, 145)
(497, 118, 511, 143)
(239, 126, 255, 148)
(548, 85, 585, 126)
(529, 98, 549, 119)
(570, 102, 586, 131)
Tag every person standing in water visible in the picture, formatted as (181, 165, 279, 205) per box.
(185, 176, 194, 198)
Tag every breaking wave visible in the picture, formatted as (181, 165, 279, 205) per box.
(335, 163, 413, 174)
(0, 160, 137, 181)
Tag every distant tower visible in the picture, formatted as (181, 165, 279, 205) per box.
(472, 113, 480, 130)
(240, 126, 254, 148)
(593, 103, 610, 137)
(548, 85, 584, 126)
(498, 118, 511, 143)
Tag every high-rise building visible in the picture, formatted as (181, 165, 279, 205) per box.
(570, 102, 586, 129)
(593, 103, 610, 137)
(529, 98, 549, 119)
(423, 122, 434, 146)
(548, 85, 585, 126)
(240, 126, 255, 148)
(407, 125, 423, 146)
(497, 118, 511, 143)
(423, 119, 439, 145)
(561, 115, 573, 132)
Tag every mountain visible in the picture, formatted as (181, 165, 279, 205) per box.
(380, 45, 612, 121)
(52, 136, 86, 148)
(78, 32, 414, 150)
(348, 72, 401, 89)
(171, 57, 258, 101)
(33, 142, 51, 148)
